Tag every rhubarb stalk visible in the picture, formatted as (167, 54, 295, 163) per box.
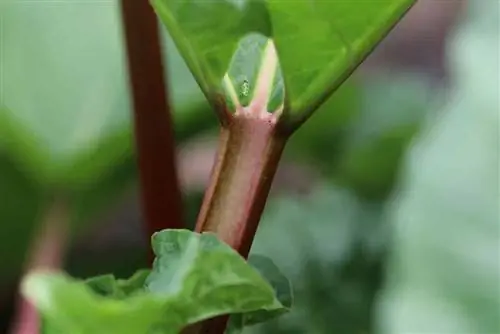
(192, 40, 289, 333)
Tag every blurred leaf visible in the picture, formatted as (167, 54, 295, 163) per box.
(84, 269, 150, 299)
(249, 187, 388, 333)
(153, 0, 415, 118)
(222, 33, 284, 112)
(334, 73, 436, 199)
(24, 230, 284, 333)
(152, 0, 270, 107)
(285, 73, 435, 201)
(378, 1, 500, 333)
(227, 255, 292, 333)
(1, 2, 211, 188)
(24, 272, 173, 334)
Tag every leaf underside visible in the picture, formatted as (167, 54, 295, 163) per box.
(23, 230, 289, 334)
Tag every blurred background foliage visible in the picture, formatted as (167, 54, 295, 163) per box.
(1, 0, 496, 334)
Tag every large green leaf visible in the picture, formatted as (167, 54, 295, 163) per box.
(378, 1, 500, 332)
(1, 1, 210, 188)
(23, 230, 285, 334)
(153, 0, 415, 120)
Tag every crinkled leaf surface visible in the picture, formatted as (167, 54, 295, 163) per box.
(146, 229, 284, 325)
(378, 1, 500, 333)
(0, 150, 44, 283)
(23, 230, 284, 334)
(152, 0, 415, 118)
(226, 255, 292, 334)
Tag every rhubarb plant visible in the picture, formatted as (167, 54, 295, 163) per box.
(151, 0, 415, 256)
(20, 0, 416, 333)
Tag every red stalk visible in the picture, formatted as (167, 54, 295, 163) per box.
(120, 0, 184, 258)
(191, 109, 288, 333)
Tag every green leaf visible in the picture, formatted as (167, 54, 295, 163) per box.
(153, 0, 415, 120)
(378, 1, 500, 333)
(1, 2, 210, 188)
(23, 272, 172, 334)
(334, 72, 435, 199)
(222, 33, 284, 113)
(226, 255, 293, 333)
(0, 151, 44, 284)
(24, 230, 284, 334)
(84, 269, 151, 299)
(146, 230, 284, 325)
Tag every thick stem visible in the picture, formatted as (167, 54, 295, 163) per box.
(191, 112, 287, 334)
(120, 0, 185, 262)
(195, 114, 287, 257)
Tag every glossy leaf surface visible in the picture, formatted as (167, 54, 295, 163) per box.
(146, 230, 284, 325)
